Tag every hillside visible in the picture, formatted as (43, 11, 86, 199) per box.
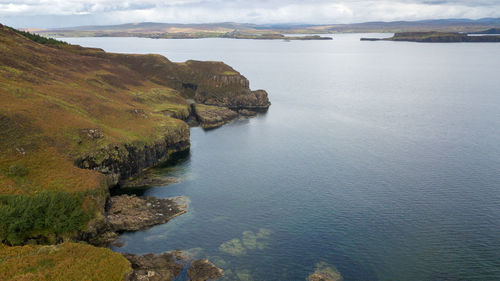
(0, 22, 269, 280)
(0, 20, 268, 274)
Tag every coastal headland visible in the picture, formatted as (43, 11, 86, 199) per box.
(0, 24, 269, 280)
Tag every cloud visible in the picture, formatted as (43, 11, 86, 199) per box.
(0, 0, 499, 28)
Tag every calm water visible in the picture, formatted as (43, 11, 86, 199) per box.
(64, 35, 500, 281)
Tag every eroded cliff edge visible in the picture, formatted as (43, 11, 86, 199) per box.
(0, 24, 268, 280)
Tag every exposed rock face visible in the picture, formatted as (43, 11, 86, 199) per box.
(187, 259, 224, 281)
(76, 131, 190, 185)
(194, 88, 271, 111)
(123, 252, 183, 281)
(106, 195, 188, 232)
(192, 104, 238, 129)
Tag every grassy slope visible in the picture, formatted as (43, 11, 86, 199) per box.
(0, 242, 131, 281)
(0, 25, 191, 198)
(0, 21, 242, 233)
(0, 23, 263, 280)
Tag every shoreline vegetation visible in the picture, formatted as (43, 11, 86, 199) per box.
(0, 23, 270, 280)
(361, 31, 500, 42)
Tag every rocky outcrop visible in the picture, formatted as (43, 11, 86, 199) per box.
(192, 104, 238, 129)
(187, 259, 224, 281)
(80, 195, 188, 246)
(194, 88, 271, 111)
(123, 252, 223, 281)
(106, 195, 188, 232)
(238, 109, 258, 117)
(123, 252, 183, 281)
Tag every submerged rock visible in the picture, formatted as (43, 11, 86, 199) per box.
(187, 259, 224, 281)
(307, 262, 343, 281)
(106, 195, 188, 232)
(219, 238, 247, 256)
(219, 228, 272, 256)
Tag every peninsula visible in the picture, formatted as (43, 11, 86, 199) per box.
(0, 23, 269, 280)
(361, 31, 500, 42)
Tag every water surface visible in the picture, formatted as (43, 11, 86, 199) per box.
(64, 34, 500, 281)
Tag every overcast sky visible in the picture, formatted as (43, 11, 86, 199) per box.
(1, 0, 500, 28)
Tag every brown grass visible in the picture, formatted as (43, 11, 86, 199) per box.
(0, 242, 131, 281)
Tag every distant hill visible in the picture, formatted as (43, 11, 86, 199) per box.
(470, 28, 500, 34)
(33, 18, 500, 38)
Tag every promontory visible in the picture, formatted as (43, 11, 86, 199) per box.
(0, 23, 269, 280)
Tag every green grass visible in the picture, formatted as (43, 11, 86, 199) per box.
(0, 191, 91, 245)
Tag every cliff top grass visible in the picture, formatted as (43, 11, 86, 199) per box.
(0, 23, 246, 197)
(0, 242, 131, 281)
(0, 24, 186, 196)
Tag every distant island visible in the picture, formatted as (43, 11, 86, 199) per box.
(361, 31, 500, 42)
(147, 30, 332, 40)
(28, 18, 500, 40)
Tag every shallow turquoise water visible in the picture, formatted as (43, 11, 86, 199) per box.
(65, 35, 500, 280)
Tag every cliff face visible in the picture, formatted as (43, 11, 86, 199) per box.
(0, 24, 269, 246)
(75, 128, 190, 185)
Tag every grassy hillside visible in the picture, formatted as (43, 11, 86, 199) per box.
(0, 23, 268, 245)
(0, 23, 269, 279)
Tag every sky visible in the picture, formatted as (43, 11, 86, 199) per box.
(1, 0, 500, 28)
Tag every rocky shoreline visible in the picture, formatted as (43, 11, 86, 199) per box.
(123, 251, 223, 281)
(101, 194, 226, 281)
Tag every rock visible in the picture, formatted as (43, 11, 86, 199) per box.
(307, 262, 343, 281)
(75, 131, 190, 186)
(81, 128, 104, 140)
(106, 195, 188, 232)
(187, 259, 224, 281)
(238, 109, 257, 117)
(123, 252, 183, 281)
(192, 104, 238, 129)
(129, 108, 149, 119)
